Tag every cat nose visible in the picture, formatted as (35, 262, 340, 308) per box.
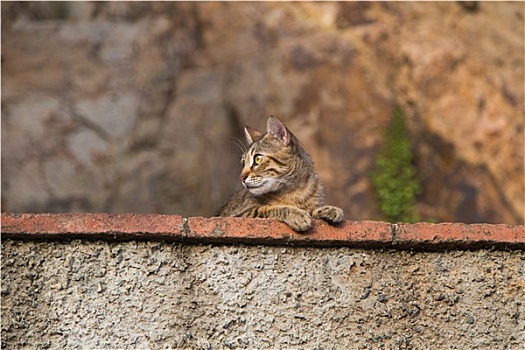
(240, 170, 249, 182)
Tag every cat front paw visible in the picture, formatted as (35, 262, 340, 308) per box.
(284, 209, 312, 232)
(312, 206, 344, 224)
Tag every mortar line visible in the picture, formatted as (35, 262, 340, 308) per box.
(181, 217, 190, 242)
(391, 223, 399, 245)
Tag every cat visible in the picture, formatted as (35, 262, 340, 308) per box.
(218, 116, 344, 232)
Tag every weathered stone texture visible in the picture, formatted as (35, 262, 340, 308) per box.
(2, 240, 524, 349)
(1, 2, 523, 223)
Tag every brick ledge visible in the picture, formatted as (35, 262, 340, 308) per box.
(1, 213, 524, 250)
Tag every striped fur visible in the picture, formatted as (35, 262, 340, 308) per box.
(218, 116, 343, 231)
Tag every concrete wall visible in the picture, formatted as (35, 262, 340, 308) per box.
(2, 214, 524, 349)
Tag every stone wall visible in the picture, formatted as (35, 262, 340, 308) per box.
(2, 213, 524, 349)
(3, 240, 523, 350)
(2, 2, 524, 224)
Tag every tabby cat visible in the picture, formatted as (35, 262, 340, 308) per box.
(218, 116, 344, 231)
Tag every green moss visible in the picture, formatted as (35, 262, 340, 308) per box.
(371, 105, 421, 223)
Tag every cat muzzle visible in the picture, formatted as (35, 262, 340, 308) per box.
(243, 178, 282, 196)
(243, 181, 261, 190)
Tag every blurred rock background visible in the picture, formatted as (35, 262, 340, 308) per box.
(1, 1, 523, 224)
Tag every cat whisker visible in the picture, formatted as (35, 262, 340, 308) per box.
(230, 137, 247, 154)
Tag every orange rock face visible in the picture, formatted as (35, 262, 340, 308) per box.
(1, 2, 523, 224)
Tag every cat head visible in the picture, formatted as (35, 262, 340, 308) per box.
(240, 116, 308, 196)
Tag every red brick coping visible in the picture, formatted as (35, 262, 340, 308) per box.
(1, 213, 524, 250)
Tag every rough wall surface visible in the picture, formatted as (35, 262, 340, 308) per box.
(2, 2, 523, 224)
(2, 239, 524, 349)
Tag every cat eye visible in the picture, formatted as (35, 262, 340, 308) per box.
(253, 154, 264, 165)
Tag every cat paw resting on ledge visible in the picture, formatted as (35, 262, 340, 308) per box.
(218, 116, 344, 232)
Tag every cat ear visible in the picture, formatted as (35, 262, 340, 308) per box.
(267, 116, 292, 145)
(244, 126, 263, 145)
